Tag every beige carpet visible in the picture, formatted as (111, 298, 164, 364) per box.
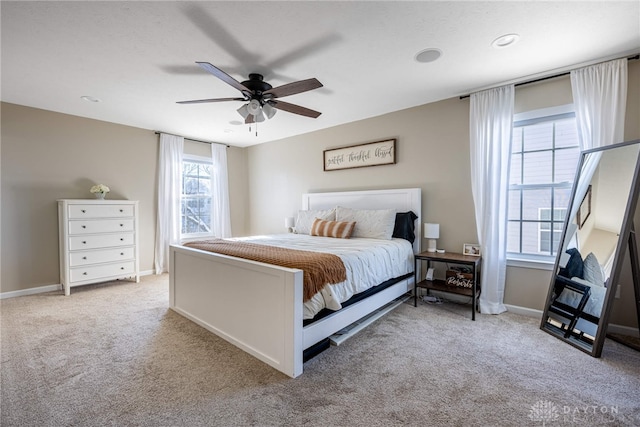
(2, 275, 639, 426)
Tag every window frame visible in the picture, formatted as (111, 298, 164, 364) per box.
(506, 104, 579, 269)
(181, 154, 214, 239)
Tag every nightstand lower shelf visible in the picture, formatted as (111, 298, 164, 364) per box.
(414, 251, 481, 320)
(416, 279, 474, 297)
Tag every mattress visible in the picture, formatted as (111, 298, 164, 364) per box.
(230, 234, 415, 319)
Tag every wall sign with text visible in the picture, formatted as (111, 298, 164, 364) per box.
(323, 139, 396, 171)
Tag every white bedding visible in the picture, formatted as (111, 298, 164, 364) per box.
(230, 234, 415, 319)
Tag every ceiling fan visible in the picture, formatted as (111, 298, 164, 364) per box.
(177, 62, 323, 124)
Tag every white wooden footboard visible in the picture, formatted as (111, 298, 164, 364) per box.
(169, 244, 305, 377)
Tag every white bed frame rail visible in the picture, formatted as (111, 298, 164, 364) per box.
(169, 188, 421, 378)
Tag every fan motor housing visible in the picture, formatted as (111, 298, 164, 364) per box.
(242, 73, 272, 95)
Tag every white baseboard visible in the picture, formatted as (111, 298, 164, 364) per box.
(0, 270, 156, 300)
(505, 304, 639, 338)
(0, 284, 62, 299)
(505, 304, 543, 318)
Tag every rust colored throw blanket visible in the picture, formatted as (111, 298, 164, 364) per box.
(183, 239, 347, 302)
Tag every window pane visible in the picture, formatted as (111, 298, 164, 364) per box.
(554, 188, 572, 216)
(555, 119, 579, 148)
(523, 151, 552, 185)
(521, 222, 541, 255)
(508, 190, 521, 220)
(507, 221, 521, 253)
(509, 153, 522, 185)
(523, 122, 553, 151)
(522, 188, 551, 221)
(540, 230, 551, 252)
(554, 147, 580, 182)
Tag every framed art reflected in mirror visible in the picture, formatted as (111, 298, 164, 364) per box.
(577, 185, 591, 229)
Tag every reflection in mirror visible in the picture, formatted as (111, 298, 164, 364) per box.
(541, 139, 640, 356)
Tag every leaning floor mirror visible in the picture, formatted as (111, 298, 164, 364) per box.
(541, 139, 640, 357)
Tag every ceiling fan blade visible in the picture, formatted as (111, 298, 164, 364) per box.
(177, 97, 245, 104)
(270, 100, 321, 118)
(196, 62, 251, 94)
(263, 78, 322, 98)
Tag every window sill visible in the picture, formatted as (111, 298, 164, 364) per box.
(507, 257, 555, 271)
(181, 234, 215, 243)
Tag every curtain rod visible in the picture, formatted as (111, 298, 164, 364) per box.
(459, 54, 639, 100)
(154, 131, 229, 148)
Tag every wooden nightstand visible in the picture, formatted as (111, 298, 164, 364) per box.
(414, 251, 481, 320)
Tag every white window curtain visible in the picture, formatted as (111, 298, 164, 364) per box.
(569, 59, 628, 218)
(571, 58, 627, 151)
(469, 84, 514, 315)
(154, 133, 184, 274)
(210, 143, 232, 238)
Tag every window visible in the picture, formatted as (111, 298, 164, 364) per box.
(507, 106, 579, 259)
(538, 208, 566, 253)
(181, 156, 212, 237)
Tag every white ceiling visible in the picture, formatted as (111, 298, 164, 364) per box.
(2, 1, 639, 148)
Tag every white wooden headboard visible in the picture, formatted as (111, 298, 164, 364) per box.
(302, 188, 422, 254)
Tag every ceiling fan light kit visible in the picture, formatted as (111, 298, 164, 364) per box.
(177, 62, 323, 131)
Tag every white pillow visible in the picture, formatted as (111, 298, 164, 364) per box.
(583, 252, 606, 287)
(335, 206, 396, 240)
(294, 208, 335, 235)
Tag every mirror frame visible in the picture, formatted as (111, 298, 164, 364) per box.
(540, 139, 640, 357)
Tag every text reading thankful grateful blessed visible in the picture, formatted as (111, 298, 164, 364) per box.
(324, 140, 395, 171)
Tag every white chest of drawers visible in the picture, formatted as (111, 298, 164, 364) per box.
(58, 199, 139, 295)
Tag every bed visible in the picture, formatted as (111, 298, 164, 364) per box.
(169, 188, 421, 377)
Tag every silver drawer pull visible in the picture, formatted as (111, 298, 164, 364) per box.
(120, 267, 124, 270)
(119, 209, 123, 212)
(120, 238, 124, 241)
(82, 241, 87, 244)
(120, 224, 124, 227)
(81, 209, 86, 213)
(82, 225, 86, 229)
(120, 252, 124, 256)
(83, 272, 87, 275)
(82, 256, 87, 260)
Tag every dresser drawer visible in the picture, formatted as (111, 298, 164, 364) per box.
(69, 247, 135, 267)
(68, 204, 134, 219)
(70, 261, 135, 283)
(69, 218, 134, 235)
(69, 233, 134, 250)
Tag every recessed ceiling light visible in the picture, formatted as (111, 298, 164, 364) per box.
(414, 48, 442, 63)
(80, 95, 101, 103)
(491, 33, 520, 49)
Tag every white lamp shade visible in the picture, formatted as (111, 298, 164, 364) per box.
(285, 217, 295, 229)
(262, 102, 277, 119)
(247, 99, 262, 115)
(424, 223, 440, 239)
(237, 104, 249, 119)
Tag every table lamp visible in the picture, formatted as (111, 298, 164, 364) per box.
(285, 216, 295, 233)
(424, 223, 439, 252)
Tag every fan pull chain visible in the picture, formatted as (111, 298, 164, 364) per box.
(247, 117, 258, 137)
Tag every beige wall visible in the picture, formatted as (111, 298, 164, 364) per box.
(0, 103, 248, 293)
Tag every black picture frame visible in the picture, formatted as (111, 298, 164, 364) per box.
(577, 185, 592, 229)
